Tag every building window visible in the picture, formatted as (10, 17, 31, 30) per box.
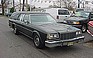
(85, 1, 88, 4)
(41, 1, 43, 3)
(49, 1, 51, 3)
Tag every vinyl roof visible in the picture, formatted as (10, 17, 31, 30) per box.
(14, 11, 49, 14)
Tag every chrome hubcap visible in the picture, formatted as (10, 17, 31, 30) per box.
(82, 26, 86, 32)
(34, 36, 39, 46)
(14, 28, 16, 33)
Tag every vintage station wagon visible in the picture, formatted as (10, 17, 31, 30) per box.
(9, 12, 84, 48)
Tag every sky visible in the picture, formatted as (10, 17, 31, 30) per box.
(15, 0, 93, 4)
(0, 0, 92, 4)
(0, 0, 92, 1)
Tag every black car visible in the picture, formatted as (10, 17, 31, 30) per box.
(9, 11, 84, 48)
(58, 11, 92, 33)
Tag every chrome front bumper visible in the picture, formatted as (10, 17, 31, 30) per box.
(45, 36, 84, 47)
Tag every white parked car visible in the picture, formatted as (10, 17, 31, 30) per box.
(33, 8, 70, 22)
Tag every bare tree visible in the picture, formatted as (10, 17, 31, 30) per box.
(19, 0, 21, 11)
(13, 0, 15, 9)
(1, 0, 6, 15)
(22, 0, 25, 11)
(54, 0, 76, 10)
(62, 0, 76, 10)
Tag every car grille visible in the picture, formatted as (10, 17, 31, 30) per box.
(60, 32, 76, 40)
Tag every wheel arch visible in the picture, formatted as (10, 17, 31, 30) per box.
(32, 30, 47, 40)
(32, 30, 41, 39)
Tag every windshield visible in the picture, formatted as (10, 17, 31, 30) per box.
(30, 14, 56, 24)
(90, 13, 93, 18)
(58, 10, 69, 15)
(75, 12, 89, 18)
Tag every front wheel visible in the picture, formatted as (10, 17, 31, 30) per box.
(81, 24, 87, 33)
(33, 34, 45, 49)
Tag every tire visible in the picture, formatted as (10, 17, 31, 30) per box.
(13, 26, 19, 35)
(81, 24, 87, 33)
(33, 34, 45, 49)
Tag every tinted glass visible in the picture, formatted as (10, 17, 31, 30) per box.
(76, 9, 84, 12)
(58, 10, 69, 15)
(90, 14, 93, 18)
(19, 14, 25, 22)
(30, 14, 56, 24)
(75, 11, 89, 18)
(10, 12, 19, 19)
(23, 14, 29, 21)
(23, 14, 30, 24)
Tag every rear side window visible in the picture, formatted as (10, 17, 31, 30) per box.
(58, 10, 69, 15)
(23, 14, 29, 21)
(19, 14, 25, 22)
(10, 12, 19, 19)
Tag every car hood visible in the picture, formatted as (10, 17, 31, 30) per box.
(65, 17, 87, 21)
(35, 23, 80, 33)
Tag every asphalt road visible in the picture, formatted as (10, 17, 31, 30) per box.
(0, 16, 93, 58)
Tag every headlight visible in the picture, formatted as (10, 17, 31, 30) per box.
(47, 33, 59, 39)
(73, 22, 80, 24)
(76, 31, 82, 35)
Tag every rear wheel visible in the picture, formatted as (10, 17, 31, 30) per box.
(33, 34, 45, 49)
(13, 26, 19, 35)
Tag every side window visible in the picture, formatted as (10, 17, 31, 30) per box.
(89, 13, 93, 21)
(10, 13, 19, 19)
(19, 14, 25, 22)
(23, 14, 29, 24)
(58, 10, 69, 15)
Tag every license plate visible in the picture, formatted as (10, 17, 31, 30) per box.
(68, 42, 74, 46)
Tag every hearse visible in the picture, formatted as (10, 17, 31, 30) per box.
(9, 11, 84, 48)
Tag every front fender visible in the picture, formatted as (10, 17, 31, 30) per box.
(32, 30, 41, 38)
(32, 30, 47, 41)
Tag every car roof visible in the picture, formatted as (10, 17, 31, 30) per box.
(77, 11, 93, 13)
(13, 11, 49, 14)
(76, 8, 84, 9)
(33, 8, 68, 10)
